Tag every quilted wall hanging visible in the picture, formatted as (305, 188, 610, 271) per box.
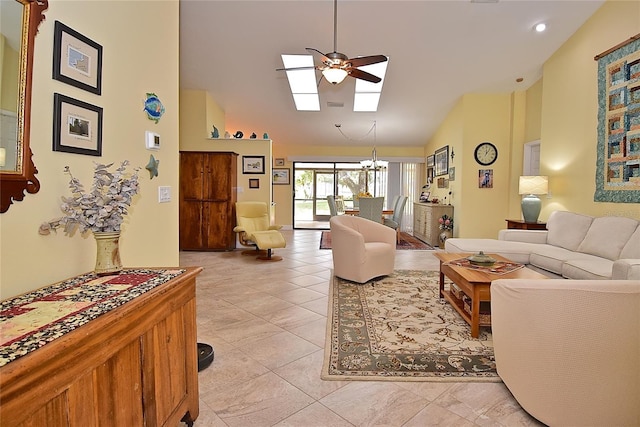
(594, 34, 640, 203)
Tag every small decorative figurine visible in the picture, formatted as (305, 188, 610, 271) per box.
(263, 132, 269, 139)
(211, 125, 219, 138)
(224, 131, 231, 138)
(233, 131, 243, 139)
(250, 132, 257, 139)
(145, 154, 159, 179)
(143, 93, 165, 124)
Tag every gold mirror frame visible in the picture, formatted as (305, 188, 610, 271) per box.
(0, 0, 48, 213)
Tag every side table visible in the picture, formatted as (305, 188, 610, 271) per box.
(506, 219, 547, 230)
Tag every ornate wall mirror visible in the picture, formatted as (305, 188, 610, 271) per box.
(0, 0, 48, 213)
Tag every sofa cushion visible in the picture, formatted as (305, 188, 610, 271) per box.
(577, 217, 639, 260)
(546, 211, 593, 251)
(445, 238, 539, 265)
(562, 257, 614, 280)
(529, 245, 595, 275)
(620, 224, 640, 259)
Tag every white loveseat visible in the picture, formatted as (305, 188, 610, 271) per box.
(445, 211, 640, 280)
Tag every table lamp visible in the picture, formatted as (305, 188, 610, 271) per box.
(519, 176, 548, 223)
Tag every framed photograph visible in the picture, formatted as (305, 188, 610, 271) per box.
(419, 191, 430, 202)
(479, 169, 494, 188)
(53, 93, 102, 156)
(249, 178, 260, 189)
(426, 154, 435, 168)
(434, 146, 449, 176)
(448, 167, 456, 181)
(242, 156, 265, 174)
(274, 158, 285, 166)
(53, 21, 103, 95)
(272, 168, 290, 185)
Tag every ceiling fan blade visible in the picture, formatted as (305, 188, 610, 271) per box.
(348, 55, 388, 68)
(306, 47, 330, 63)
(276, 66, 317, 72)
(348, 68, 382, 84)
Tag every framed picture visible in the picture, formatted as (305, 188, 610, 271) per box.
(272, 168, 290, 185)
(448, 167, 456, 181)
(426, 154, 435, 168)
(53, 21, 103, 95)
(53, 93, 102, 156)
(242, 156, 265, 174)
(419, 191, 430, 202)
(479, 169, 493, 188)
(249, 178, 259, 189)
(274, 158, 285, 166)
(434, 146, 449, 176)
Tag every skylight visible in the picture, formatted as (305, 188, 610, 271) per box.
(281, 54, 319, 111)
(354, 59, 388, 112)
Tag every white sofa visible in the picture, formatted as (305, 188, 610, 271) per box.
(445, 211, 640, 280)
(329, 215, 396, 283)
(491, 279, 640, 426)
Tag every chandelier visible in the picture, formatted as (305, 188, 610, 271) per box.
(360, 121, 388, 170)
(360, 147, 388, 170)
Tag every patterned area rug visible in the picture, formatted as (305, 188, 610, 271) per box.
(320, 231, 433, 250)
(322, 270, 499, 381)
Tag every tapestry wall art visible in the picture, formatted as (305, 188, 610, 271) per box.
(594, 34, 640, 203)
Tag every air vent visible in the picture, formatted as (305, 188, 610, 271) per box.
(327, 101, 344, 108)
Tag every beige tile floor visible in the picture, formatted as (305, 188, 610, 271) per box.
(179, 230, 545, 427)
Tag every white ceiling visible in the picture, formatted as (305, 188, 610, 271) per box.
(179, 0, 604, 148)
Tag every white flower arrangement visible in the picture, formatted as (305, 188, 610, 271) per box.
(39, 161, 140, 236)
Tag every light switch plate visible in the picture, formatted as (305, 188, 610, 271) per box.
(158, 186, 171, 202)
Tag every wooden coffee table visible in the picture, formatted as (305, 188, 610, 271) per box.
(433, 252, 548, 338)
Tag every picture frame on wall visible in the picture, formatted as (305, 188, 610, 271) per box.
(249, 178, 259, 189)
(272, 168, 290, 185)
(434, 146, 449, 176)
(53, 93, 103, 156)
(426, 154, 435, 168)
(479, 169, 493, 188)
(274, 158, 285, 166)
(52, 21, 103, 95)
(242, 156, 265, 174)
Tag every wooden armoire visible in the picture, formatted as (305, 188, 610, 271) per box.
(179, 151, 238, 250)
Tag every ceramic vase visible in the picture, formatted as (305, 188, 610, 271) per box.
(439, 229, 452, 246)
(94, 231, 122, 275)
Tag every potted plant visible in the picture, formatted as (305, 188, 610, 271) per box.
(39, 161, 140, 275)
(438, 214, 454, 245)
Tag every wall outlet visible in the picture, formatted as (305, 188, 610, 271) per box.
(158, 186, 171, 203)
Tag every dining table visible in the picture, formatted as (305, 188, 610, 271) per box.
(344, 209, 394, 216)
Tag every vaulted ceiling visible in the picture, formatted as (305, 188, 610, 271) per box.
(179, 0, 604, 147)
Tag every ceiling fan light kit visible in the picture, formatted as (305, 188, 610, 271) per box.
(322, 68, 348, 84)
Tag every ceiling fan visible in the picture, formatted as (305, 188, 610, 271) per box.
(277, 0, 388, 85)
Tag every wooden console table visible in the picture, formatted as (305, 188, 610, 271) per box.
(505, 219, 547, 230)
(0, 267, 203, 426)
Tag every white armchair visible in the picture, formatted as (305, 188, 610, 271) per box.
(329, 215, 396, 283)
(491, 279, 640, 427)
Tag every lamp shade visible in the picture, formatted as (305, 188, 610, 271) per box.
(519, 176, 548, 195)
(322, 68, 348, 84)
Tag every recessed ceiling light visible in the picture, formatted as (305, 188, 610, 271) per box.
(534, 23, 547, 32)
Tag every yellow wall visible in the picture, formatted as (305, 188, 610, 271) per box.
(1, 0, 180, 299)
(540, 0, 640, 220)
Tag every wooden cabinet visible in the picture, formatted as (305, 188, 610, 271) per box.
(180, 151, 238, 250)
(0, 267, 203, 427)
(413, 203, 454, 247)
(506, 219, 547, 230)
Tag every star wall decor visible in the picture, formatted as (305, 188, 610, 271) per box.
(145, 154, 159, 179)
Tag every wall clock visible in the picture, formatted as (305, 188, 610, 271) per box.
(474, 142, 498, 166)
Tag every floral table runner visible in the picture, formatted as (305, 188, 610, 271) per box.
(0, 268, 185, 367)
(446, 258, 524, 275)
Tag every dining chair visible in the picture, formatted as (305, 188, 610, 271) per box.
(327, 195, 338, 217)
(335, 196, 346, 215)
(358, 197, 384, 223)
(384, 195, 408, 242)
